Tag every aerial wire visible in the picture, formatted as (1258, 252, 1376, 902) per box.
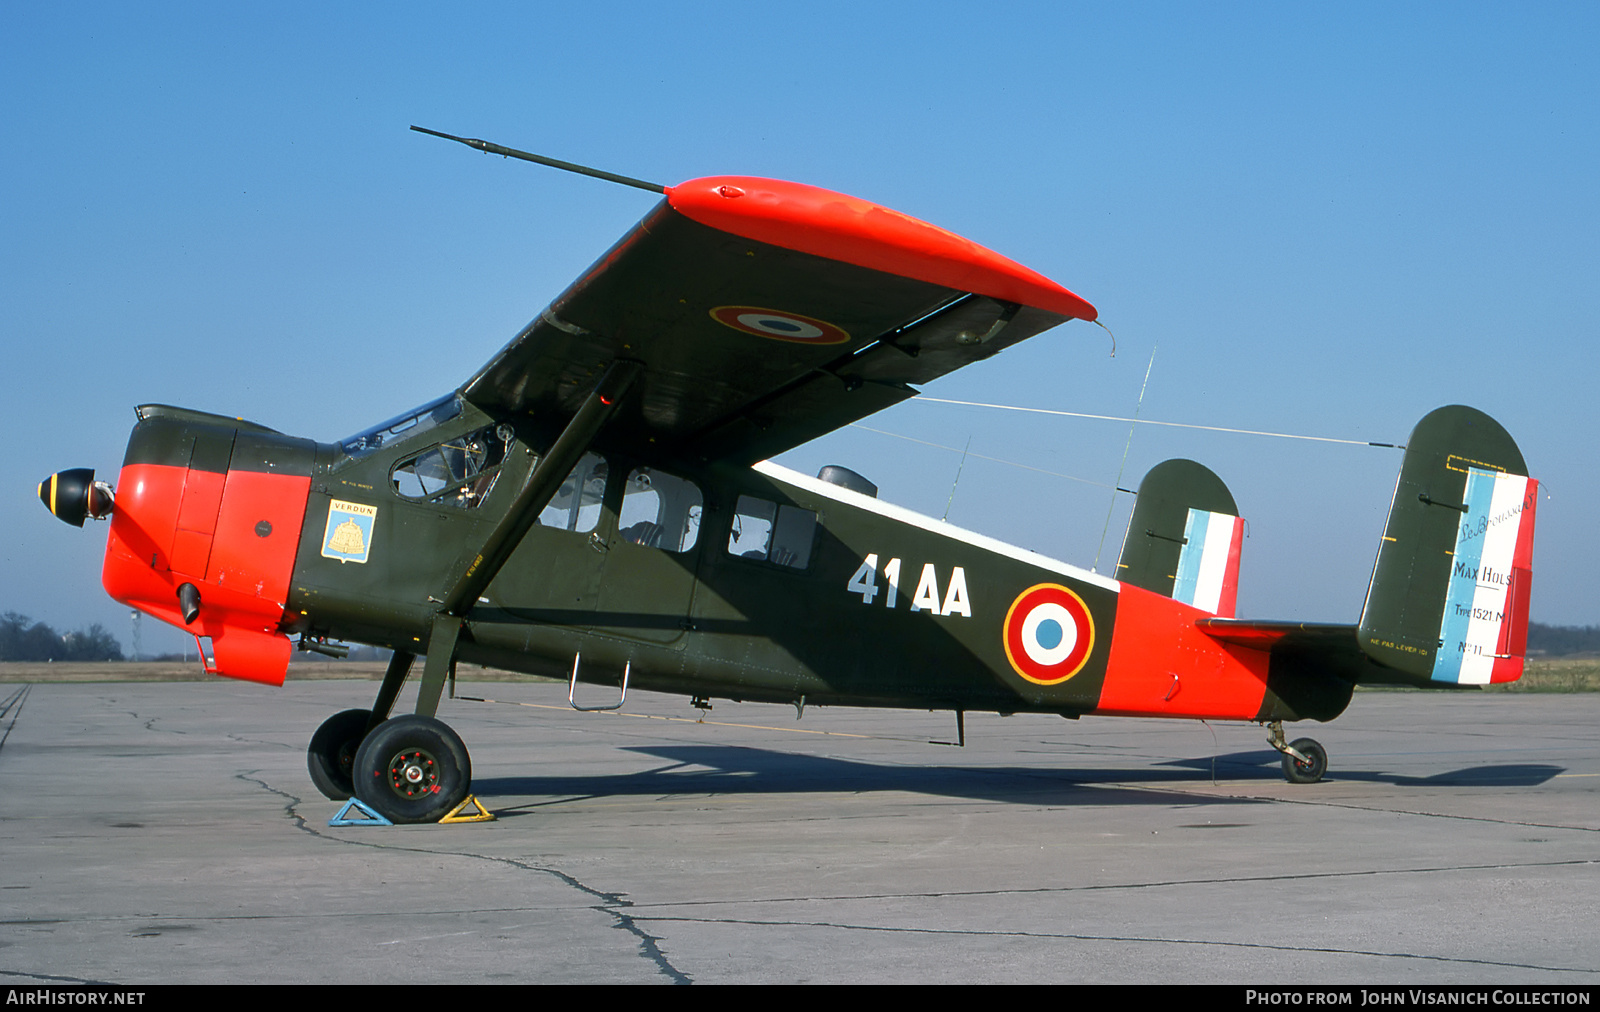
(1093, 318, 1117, 357)
(942, 436, 972, 521)
(1092, 344, 1157, 572)
(846, 424, 1119, 490)
(913, 397, 1404, 448)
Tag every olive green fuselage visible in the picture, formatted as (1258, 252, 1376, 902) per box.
(288, 397, 1117, 716)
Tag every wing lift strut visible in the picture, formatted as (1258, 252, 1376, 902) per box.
(362, 361, 643, 732)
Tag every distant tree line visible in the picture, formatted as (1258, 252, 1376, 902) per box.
(1527, 623, 1600, 657)
(0, 612, 124, 662)
(145, 642, 392, 662)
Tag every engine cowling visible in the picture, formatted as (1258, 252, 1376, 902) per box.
(96, 406, 316, 685)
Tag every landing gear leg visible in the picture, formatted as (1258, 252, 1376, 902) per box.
(1266, 721, 1327, 784)
(414, 616, 459, 719)
(367, 650, 416, 732)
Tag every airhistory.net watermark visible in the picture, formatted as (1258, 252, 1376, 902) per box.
(5, 993, 145, 1005)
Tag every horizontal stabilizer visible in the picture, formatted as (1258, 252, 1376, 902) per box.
(1195, 619, 1355, 650)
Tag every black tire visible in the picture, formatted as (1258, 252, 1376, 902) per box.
(1282, 737, 1328, 784)
(308, 709, 372, 800)
(352, 715, 472, 824)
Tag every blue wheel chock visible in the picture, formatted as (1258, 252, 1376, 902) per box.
(328, 798, 393, 826)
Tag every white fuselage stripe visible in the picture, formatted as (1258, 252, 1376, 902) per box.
(753, 460, 1122, 593)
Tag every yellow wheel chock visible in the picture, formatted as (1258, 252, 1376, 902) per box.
(438, 795, 495, 823)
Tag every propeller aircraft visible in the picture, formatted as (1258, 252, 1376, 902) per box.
(39, 129, 1539, 824)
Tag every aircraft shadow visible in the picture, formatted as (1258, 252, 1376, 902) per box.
(1161, 750, 1564, 788)
(474, 746, 1566, 815)
(474, 743, 1284, 814)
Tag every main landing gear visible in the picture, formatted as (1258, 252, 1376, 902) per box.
(1266, 720, 1327, 784)
(304, 649, 474, 824)
(302, 365, 637, 823)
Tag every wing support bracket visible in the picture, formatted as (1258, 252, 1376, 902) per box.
(412, 360, 642, 718)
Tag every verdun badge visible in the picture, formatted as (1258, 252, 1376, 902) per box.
(321, 499, 377, 564)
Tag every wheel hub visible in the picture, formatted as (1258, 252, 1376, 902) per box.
(386, 748, 439, 797)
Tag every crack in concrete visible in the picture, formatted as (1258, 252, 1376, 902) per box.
(0, 968, 117, 985)
(0, 684, 30, 754)
(610, 854, 1600, 910)
(239, 771, 693, 984)
(125, 712, 183, 735)
(630, 914, 1599, 977)
(1153, 782, 1600, 833)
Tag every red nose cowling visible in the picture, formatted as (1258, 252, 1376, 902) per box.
(100, 408, 314, 685)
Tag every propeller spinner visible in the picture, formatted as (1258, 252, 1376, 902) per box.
(38, 468, 113, 527)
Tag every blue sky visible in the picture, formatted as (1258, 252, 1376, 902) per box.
(5, 2, 1596, 656)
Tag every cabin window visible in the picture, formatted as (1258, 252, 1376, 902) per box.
(537, 452, 607, 534)
(390, 425, 508, 509)
(728, 495, 816, 569)
(619, 468, 702, 552)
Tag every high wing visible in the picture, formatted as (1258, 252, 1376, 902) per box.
(461, 175, 1097, 464)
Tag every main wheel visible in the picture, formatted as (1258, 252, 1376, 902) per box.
(308, 709, 373, 800)
(352, 715, 472, 824)
(1282, 737, 1328, 784)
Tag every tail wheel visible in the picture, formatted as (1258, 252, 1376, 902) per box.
(307, 708, 373, 800)
(353, 715, 472, 824)
(1282, 737, 1328, 784)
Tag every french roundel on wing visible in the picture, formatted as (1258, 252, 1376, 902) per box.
(710, 305, 851, 345)
(1002, 583, 1095, 685)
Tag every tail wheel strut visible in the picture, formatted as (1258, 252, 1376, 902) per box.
(1266, 720, 1328, 784)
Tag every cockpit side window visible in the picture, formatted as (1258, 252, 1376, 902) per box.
(390, 425, 509, 510)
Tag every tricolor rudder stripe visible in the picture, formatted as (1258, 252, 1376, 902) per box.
(1430, 469, 1538, 685)
(1171, 508, 1243, 617)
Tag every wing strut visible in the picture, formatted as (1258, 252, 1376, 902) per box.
(413, 361, 643, 718)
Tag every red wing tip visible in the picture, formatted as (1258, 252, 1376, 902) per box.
(667, 175, 1096, 321)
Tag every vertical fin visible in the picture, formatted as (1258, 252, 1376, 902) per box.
(1357, 406, 1536, 683)
(1116, 459, 1242, 616)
